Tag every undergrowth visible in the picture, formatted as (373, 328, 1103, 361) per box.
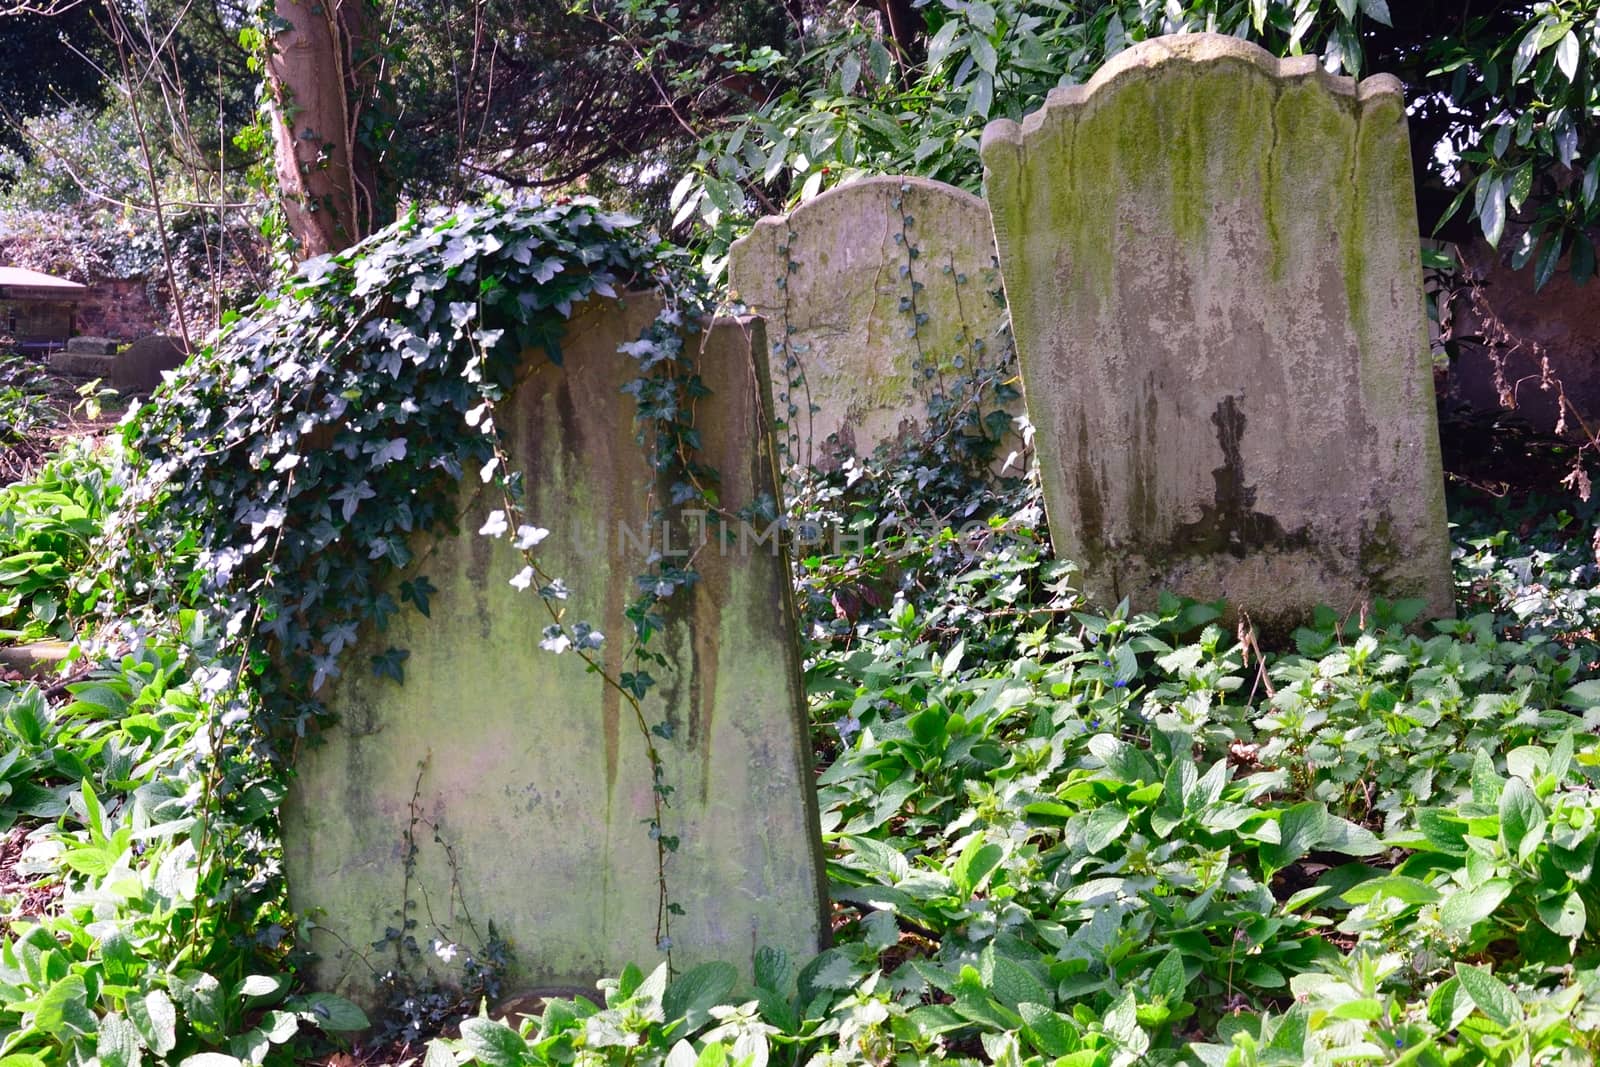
(2, 202, 1600, 1066)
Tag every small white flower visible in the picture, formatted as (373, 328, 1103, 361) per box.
(478, 510, 508, 537)
(509, 566, 535, 591)
(514, 525, 549, 550)
(432, 940, 459, 963)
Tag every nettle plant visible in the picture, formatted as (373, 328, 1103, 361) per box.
(101, 195, 725, 991)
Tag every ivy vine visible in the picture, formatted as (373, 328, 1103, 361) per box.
(102, 194, 724, 980)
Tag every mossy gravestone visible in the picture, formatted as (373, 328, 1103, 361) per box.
(283, 295, 828, 1009)
(728, 176, 1013, 464)
(981, 34, 1453, 626)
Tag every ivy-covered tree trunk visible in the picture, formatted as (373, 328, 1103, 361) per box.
(264, 0, 383, 258)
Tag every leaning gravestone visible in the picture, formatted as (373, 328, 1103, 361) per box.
(981, 34, 1453, 626)
(283, 295, 828, 1009)
(728, 176, 1014, 464)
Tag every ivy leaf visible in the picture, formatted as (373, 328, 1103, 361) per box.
(368, 438, 408, 467)
(370, 647, 410, 683)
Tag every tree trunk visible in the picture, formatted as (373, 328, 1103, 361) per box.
(264, 0, 381, 258)
(875, 0, 925, 78)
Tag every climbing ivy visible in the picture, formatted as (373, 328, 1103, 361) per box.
(98, 195, 723, 984)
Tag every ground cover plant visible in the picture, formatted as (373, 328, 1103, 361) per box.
(2, 201, 1600, 1067)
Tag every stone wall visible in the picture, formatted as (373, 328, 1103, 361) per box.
(982, 34, 1454, 628)
(283, 294, 828, 1008)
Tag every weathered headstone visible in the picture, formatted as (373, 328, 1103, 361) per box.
(283, 295, 828, 1009)
(114, 335, 187, 393)
(65, 335, 117, 355)
(728, 176, 1015, 464)
(50, 336, 119, 379)
(981, 34, 1453, 626)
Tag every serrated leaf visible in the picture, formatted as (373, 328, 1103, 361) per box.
(1455, 964, 1519, 1028)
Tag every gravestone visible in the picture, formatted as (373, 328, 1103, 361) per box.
(49, 336, 119, 379)
(114, 335, 187, 393)
(728, 176, 1015, 465)
(66, 336, 117, 354)
(981, 34, 1453, 626)
(283, 295, 828, 1009)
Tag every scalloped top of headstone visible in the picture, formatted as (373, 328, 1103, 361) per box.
(728, 176, 1012, 465)
(982, 33, 1404, 155)
(980, 33, 1452, 629)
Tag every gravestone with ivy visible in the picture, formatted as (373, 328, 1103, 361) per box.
(283, 294, 828, 1008)
(728, 176, 1019, 466)
(981, 34, 1453, 627)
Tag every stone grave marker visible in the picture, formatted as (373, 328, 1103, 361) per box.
(728, 176, 1016, 464)
(981, 34, 1453, 627)
(114, 335, 187, 392)
(283, 294, 828, 1009)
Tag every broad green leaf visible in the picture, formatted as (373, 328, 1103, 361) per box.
(951, 838, 1005, 896)
(129, 989, 178, 1056)
(1081, 806, 1129, 854)
(840, 54, 861, 97)
(1357, 0, 1391, 26)
(1019, 1002, 1079, 1058)
(1555, 30, 1580, 80)
(289, 991, 369, 1032)
(1498, 777, 1545, 860)
(1261, 802, 1328, 873)
(31, 973, 94, 1037)
(1150, 950, 1186, 1003)
(460, 1016, 525, 1067)
(1455, 964, 1519, 1028)
(1439, 879, 1511, 930)
(1480, 176, 1508, 247)
(980, 948, 1050, 1010)
(663, 961, 737, 1030)
(1537, 890, 1586, 938)
(179, 1055, 242, 1067)
(1511, 25, 1543, 82)
(234, 974, 286, 1002)
(98, 1012, 141, 1067)
(1319, 816, 1382, 856)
